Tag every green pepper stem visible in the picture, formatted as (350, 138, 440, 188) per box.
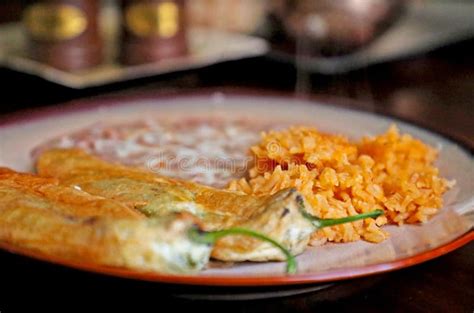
(296, 194, 384, 229)
(188, 227, 297, 274)
(301, 209, 384, 229)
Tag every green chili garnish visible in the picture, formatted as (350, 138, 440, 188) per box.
(309, 210, 384, 228)
(296, 195, 384, 229)
(188, 227, 297, 274)
(188, 197, 384, 276)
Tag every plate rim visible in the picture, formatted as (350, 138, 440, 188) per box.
(0, 88, 472, 286)
(1, 87, 472, 154)
(1, 231, 472, 287)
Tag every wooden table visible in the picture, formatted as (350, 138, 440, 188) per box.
(0, 36, 472, 313)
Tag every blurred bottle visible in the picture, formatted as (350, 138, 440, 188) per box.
(120, 0, 188, 65)
(22, 0, 103, 71)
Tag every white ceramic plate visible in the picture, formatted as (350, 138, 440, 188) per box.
(0, 91, 472, 287)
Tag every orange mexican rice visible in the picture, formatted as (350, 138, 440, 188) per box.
(228, 125, 453, 244)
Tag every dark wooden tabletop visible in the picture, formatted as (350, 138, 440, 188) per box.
(0, 33, 473, 312)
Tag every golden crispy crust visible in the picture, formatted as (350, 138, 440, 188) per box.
(0, 201, 119, 263)
(36, 149, 316, 262)
(0, 199, 210, 273)
(0, 169, 210, 273)
(37, 149, 271, 228)
(0, 169, 143, 219)
(211, 189, 314, 262)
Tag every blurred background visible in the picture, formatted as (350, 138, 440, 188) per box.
(0, 0, 473, 141)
